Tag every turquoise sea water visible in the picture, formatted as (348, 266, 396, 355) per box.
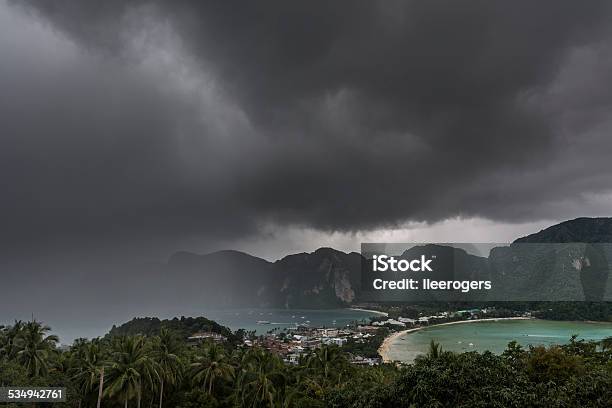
(42, 308, 380, 344)
(386, 319, 612, 363)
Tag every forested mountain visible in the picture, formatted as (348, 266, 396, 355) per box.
(157, 218, 612, 308)
(108, 316, 233, 339)
(162, 247, 361, 309)
(515, 217, 612, 243)
(488, 218, 612, 302)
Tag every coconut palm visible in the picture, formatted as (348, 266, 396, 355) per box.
(152, 328, 183, 408)
(305, 345, 348, 382)
(105, 336, 159, 408)
(427, 340, 442, 359)
(191, 342, 235, 396)
(0, 326, 8, 360)
(0, 320, 24, 360)
(70, 339, 108, 408)
(235, 348, 286, 408)
(14, 320, 59, 378)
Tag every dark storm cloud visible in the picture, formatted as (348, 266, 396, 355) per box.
(4, 0, 612, 254)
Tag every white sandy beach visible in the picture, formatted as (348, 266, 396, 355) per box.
(378, 316, 534, 362)
(349, 307, 389, 317)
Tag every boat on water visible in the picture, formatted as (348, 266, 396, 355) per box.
(256, 320, 271, 325)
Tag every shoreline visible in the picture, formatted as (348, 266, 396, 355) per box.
(378, 316, 534, 363)
(349, 307, 389, 317)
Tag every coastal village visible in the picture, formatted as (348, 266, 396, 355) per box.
(249, 325, 381, 366)
(186, 307, 533, 365)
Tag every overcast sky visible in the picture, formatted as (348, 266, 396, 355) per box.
(6, 0, 612, 341)
(3, 0, 612, 264)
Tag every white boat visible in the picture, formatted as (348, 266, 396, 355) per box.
(256, 320, 271, 325)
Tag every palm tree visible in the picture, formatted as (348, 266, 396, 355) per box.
(235, 348, 286, 408)
(305, 345, 348, 383)
(14, 320, 59, 378)
(427, 340, 442, 359)
(105, 336, 158, 408)
(191, 342, 234, 396)
(152, 328, 183, 408)
(278, 384, 303, 408)
(97, 365, 105, 408)
(0, 326, 8, 361)
(70, 339, 108, 408)
(0, 320, 24, 360)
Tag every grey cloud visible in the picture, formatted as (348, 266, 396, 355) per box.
(3, 0, 612, 255)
